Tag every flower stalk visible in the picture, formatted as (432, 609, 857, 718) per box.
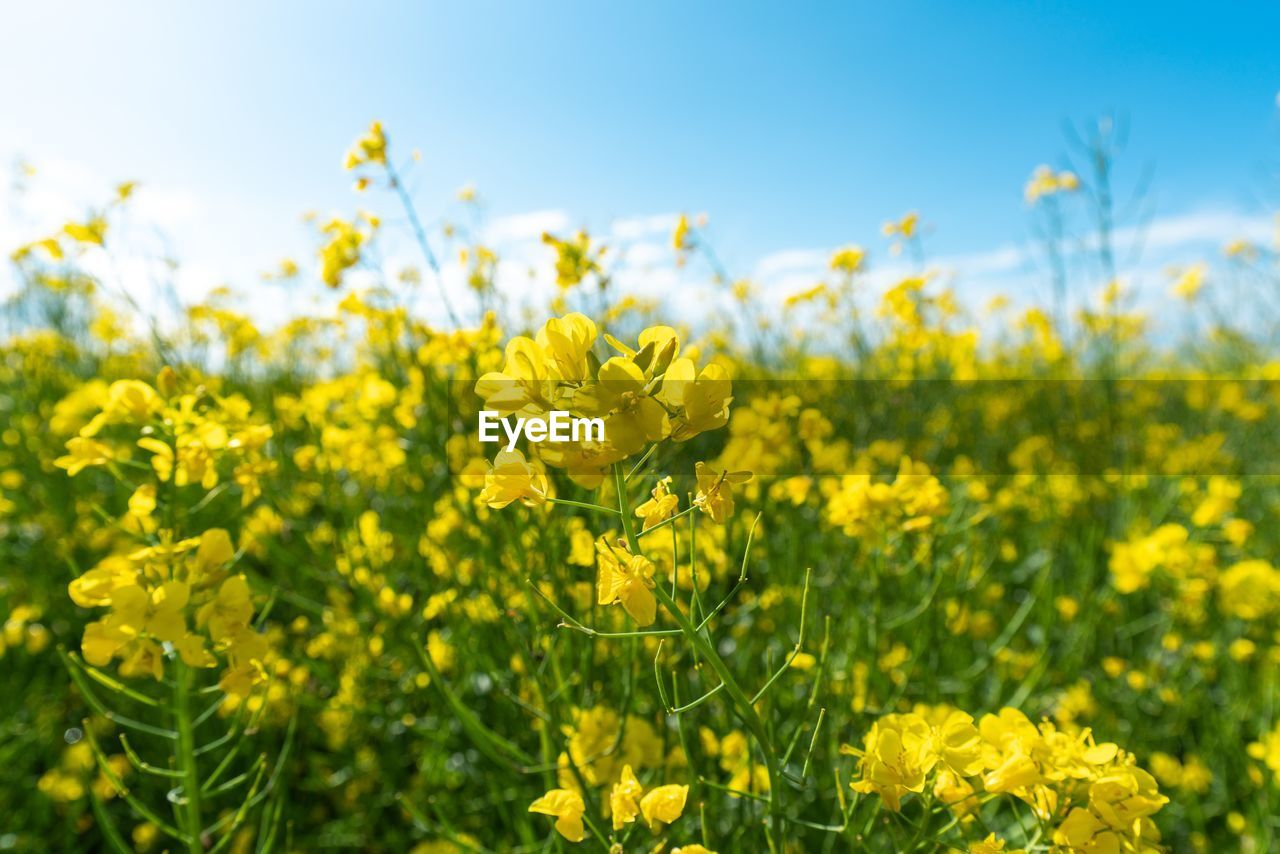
(611, 463, 787, 852)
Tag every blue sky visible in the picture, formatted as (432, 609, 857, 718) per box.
(2, 2, 1279, 322)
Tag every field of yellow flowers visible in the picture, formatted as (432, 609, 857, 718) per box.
(3, 121, 1279, 853)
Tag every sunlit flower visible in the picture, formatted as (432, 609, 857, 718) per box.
(528, 788, 585, 842)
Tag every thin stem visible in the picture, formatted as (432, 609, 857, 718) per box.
(67, 651, 159, 707)
(83, 721, 188, 843)
(59, 647, 176, 739)
(416, 643, 534, 770)
(695, 512, 761, 631)
(386, 161, 463, 327)
(800, 708, 826, 780)
(611, 464, 785, 852)
(624, 443, 658, 481)
(173, 660, 204, 854)
(525, 577, 678, 638)
(751, 568, 813, 704)
(636, 504, 696, 539)
(546, 497, 620, 516)
(119, 733, 184, 779)
(653, 640, 670, 710)
(669, 681, 725, 714)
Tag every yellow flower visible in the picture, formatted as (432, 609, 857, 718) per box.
(610, 764, 644, 829)
(344, 120, 387, 170)
(883, 211, 919, 238)
(474, 336, 555, 418)
(63, 215, 108, 246)
(1087, 767, 1167, 830)
(1219, 560, 1280, 620)
(68, 556, 137, 608)
(931, 710, 984, 778)
(694, 462, 750, 524)
(1224, 518, 1253, 546)
(635, 477, 679, 531)
(535, 313, 598, 383)
(1053, 807, 1118, 853)
(528, 788, 585, 842)
(223, 624, 269, 676)
(84, 582, 183, 658)
(1171, 262, 1207, 300)
(845, 713, 932, 812)
(663, 360, 733, 442)
(1191, 476, 1240, 527)
(830, 245, 866, 273)
(75, 379, 164, 439)
(175, 633, 216, 668)
(1024, 165, 1080, 203)
(584, 356, 670, 456)
(80, 618, 135, 668)
(785, 282, 829, 308)
(933, 768, 976, 817)
(596, 538, 657, 626)
(127, 484, 157, 518)
(54, 437, 115, 475)
(132, 823, 159, 850)
(478, 449, 550, 509)
(672, 214, 691, 253)
(968, 833, 1023, 854)
(118, 637, 166, 681)
(318, 215, 375, 289)
(789, 652, 817, 671)
(1224, 238, 1257, 260)
(191, 528, 236, 580)
(196, 575, 254, 642)
(541, 230, 604, 289)
(639, 783, 688, 829)
(1249, 721, 1280, 779)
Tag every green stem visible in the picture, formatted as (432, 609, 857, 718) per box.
(173, 660, 204, 854)
(635, 504, 696, 539)
(611, 464, 785, 852)
(546, 497, 620, 516)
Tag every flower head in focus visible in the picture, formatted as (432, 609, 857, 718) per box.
(528, 788, 585, 842)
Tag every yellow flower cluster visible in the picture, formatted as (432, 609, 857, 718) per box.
(318, 212, 379, 289)
(72, 530, 268, 693)
(1, 603, 50, 656)
(476, 314, 732, 488)
(1108, 524, 1212, 594)
(541, 230, 607, 290)
(36, 741, 128, 805)
(824, 457, 949, 538)
(558, 704, 666, 789)
(1024, 165, 1081, 203)
(845, 706, 1167, 852)
(530, 763, 689, 843)
(609, 764, 689, 831)
(1218, 559, 1280, 620)
(58, 375, 276, 693)
(343, 120, 387, 171)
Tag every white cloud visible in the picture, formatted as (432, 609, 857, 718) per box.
(610, 212, 678, 241)
(934, 244, 1027, 277)
(484, 209, 568, 244)
(752, 248, 830, 279)
(1114, 209, 1274, 253)
(616, 239, 668, 268)
(131, 185, 203, 225)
